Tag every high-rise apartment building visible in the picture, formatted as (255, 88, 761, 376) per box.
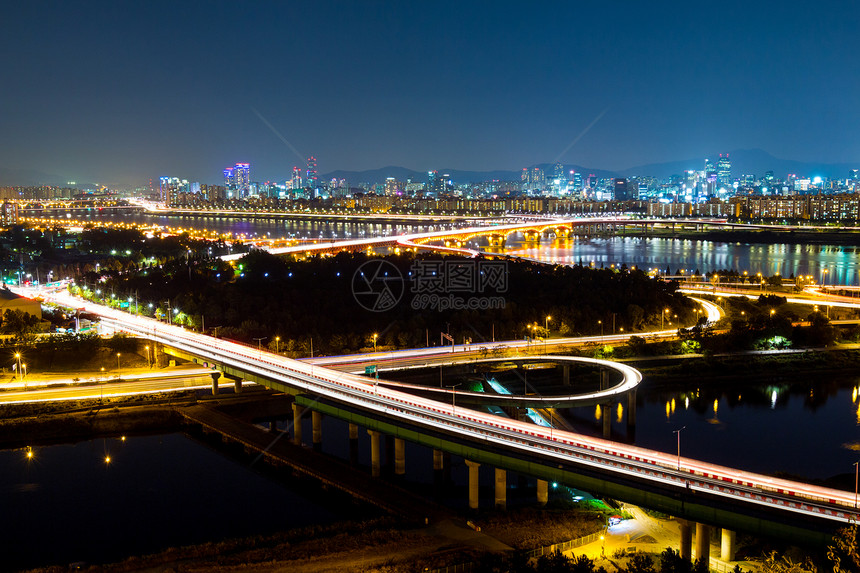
(428, 170, 449, 196)
(520, 166, 546, 192)
(223, 163, 250, 197)
(235, 163, 250, 195)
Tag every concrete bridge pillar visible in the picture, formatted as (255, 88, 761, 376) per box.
(562, 364, 570, 386)
(721, 529, 737, 561)
(312, 411, 323, 452)
(433, 449, 444, 481)
(209, 371, 220, 395)
(368, 430, 381, 478)
(349, 423, 359, 466)
(627, 389, 637, 427)
(679, 520, 693, 560)
(695, 522, 711, 562)
(602, 403, 611, 439)
(599, 369, 609, 389)
(291, 403, 304, 446)
(494, 468, 507, 510)
(536, 479, 548, 506)
(394, 438, 406, 475)
(433, 449, 444, 470)
(233, 377, 243, 394)
(487, 234, 506, 248)
(465, 460, 481, 509)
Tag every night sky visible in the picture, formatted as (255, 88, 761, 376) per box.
(1, 1, 858, 186)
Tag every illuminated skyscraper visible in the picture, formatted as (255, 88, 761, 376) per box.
(234, 163, 250, 195)
(614, 178, 632, 200)
(717, 154, 731, 186)
(223, 163, 250, 197)
(291, 166, 303, 190)
(704, 158, 716, 179)
(306, 157, 318, 188)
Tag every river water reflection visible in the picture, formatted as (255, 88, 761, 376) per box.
(75, 212, 860, 284)
(0, 433, 343, 571)
(561, 375, 860, 481)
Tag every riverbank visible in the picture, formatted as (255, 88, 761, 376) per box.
(643, 226, 860, 247)
(631, 347, 860, 386)
(22, 507, 612, 573)
(0, 398, 189, 448)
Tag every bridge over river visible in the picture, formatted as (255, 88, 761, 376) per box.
(22, 288, 860, 561)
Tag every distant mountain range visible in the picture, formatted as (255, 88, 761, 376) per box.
(0, 167, 100, 189)
(1, 149, 856, 188)
(322, 149, 858, 185)
(615, 148, 859, 180)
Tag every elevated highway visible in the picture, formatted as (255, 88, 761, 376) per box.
(21, 287, 858, 550)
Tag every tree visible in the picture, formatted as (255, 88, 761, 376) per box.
(827, 523, 859, 573)
(0, 309, 41, 337)
(757, 551, 816, 573)
(624, 553, 656, 573)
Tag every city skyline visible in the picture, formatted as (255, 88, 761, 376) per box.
(1, 1, 858, 186)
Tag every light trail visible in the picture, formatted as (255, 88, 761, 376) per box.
(18, 287, 860, 526)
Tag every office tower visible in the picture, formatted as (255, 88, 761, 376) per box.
(291, 166, 303, 190)
(223, 167, 234, 189)
(704, 158, 716, 178)
(717, 154, 731, 186)
(306, 157, 318, 188)
(614, 178, 630, 200)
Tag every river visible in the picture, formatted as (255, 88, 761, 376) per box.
(0, 432, 352, 571)
(58, 211, 860, 285)
(7, 211, 858, 568)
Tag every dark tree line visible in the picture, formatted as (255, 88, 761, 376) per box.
(80, 250, 694, 356)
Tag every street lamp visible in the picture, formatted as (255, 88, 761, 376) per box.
(372, 333, 378, 352)
(545, 315, 551, 333)
(252, 337, 267, 357)
(144, 345, 150, 367)
(14, 352, 22, 383)
(446, 383, 461, 415)
(116, 353, 121, 377)
(854, 461, 859, 509)
(598, 320, 603, 342)
(673, 426, 685, 470)
(275, 336, 280, 353)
